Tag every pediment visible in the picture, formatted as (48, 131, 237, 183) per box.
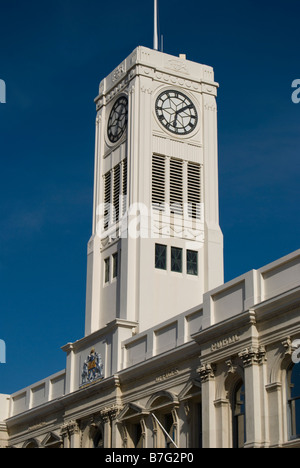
(117, 403, 148, 422)
(178, 380, 202, 401)
(42, 432, 62, 447)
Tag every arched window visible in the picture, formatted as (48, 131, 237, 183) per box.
(287, 364, 300, 440)
(232, 382, 246, 448)
(24, 439, 39, 449)
(146, 391, 179, 448)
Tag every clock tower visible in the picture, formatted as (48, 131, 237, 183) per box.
(84, 46, 223, 337)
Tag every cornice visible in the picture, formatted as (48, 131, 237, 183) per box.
(192, 310, 257, 346)
(61, 319, 138, 354)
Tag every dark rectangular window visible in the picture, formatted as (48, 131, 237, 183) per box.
(113, 253, 118, 279)
(155, 244, 167, 270)
(171, 247, 182, 273)
(187, 250, 198, 276)
(104, 258, 110, 283)
(288, 365, 300, 440)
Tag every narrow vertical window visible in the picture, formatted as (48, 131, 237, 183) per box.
(155, 244, 167, 270)
(187, 250, 198, 276)
(164, 413, 176, 449)
(233, 382, 246, 448)
(113, 252, 118, 279)
(132, 423, 143, 448)
(171, 247, 183, 273)
(288, 364, 300, 440)
(93, 427, 104, 448)
(104, 258, 110, 284)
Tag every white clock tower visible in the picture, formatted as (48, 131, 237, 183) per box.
(84, 46, 224, 337)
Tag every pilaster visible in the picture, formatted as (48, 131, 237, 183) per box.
(198, 363, 217, 448)
(239, 346, 267, 448)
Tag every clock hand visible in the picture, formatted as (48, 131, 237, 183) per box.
(173, 112, 179, 128)
(175, 104, 193, 115)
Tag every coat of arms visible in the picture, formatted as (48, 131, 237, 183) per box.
(81, 348, 104, 386)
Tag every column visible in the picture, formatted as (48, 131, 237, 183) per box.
(214, 398, 230, 448)
(239, 346, 267, 448)
(68, 420, 81, 448)
(60, 420, 81, 448)
(266, 382, 283, 447)
(100, 405, 122, 448)
(198, 363, 217, 448)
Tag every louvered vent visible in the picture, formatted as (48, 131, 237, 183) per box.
(170, 158, 183, 214)
(104, 171, 111, 230)
(152, 155, 166, 210)
(187, 162, 201, 219)
(113, 164, 121, 223)
(122, 158, 127, 216)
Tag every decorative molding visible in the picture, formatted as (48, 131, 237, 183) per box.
(214, 398, 230, 408)
(265, 382, 282, 393)
(154, 72, 201, 91)
(128, 84, 135, 96)
(238, 346, 267, 367)
(167, 59, 190, 75)
(100, 405, 122, 422)
(198, 363, 216, 383)
(152, 220, 205, 244)
(141, 86, 153, 95)
(225, 359, 238, 375)
(105, 80, 128, 106)
(204, 103, 217, 112)
(67, 420, 80, 436)
(183, 401, 190, 418)
(282, 337, 293, 356)
(111, 63, 126, 83)
(61, 420, 80, 438)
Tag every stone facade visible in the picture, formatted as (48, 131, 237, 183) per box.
(0, 47, 299, 449)
(1, 250, 300, 448)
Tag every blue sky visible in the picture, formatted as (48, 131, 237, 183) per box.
(0, 0, 299, 394)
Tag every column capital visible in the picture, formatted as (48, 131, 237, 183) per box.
(239, 346, 267, 368)
(100, 404, 122, 422)
(198, 363, 216, 383)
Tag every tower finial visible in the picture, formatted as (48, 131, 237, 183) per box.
(154, 0, 158, 50)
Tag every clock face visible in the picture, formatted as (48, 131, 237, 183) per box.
(155, 90, 198, 135)
(107, 96, 128, 143)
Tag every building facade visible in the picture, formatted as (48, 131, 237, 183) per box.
(0, 47, 299, 449)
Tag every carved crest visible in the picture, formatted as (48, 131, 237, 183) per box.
(81, 348, 104, 386)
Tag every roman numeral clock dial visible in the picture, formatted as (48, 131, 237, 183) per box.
(155, 90, 198, 135)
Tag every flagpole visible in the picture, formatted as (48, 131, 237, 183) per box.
(154, 0, 158, 50)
